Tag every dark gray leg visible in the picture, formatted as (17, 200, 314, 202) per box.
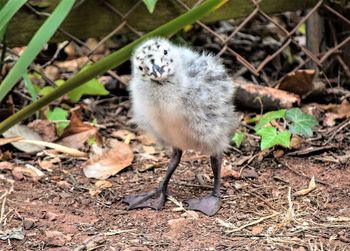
(123, 148, 182, 210)
(185, 153, 223, 216)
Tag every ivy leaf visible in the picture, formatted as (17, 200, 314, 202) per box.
(39, 86, 55, 96)
(256, 126, 291, 150)
(143, 0, 158, 13)
(232, 131, 245, 148)
(68, 77, 109, 102)
(285, 108, 318, 137)
(46, 107, 69, 136)
(255, 109, 286, 130)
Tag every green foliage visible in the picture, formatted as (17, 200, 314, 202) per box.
(255, 109, 286, 130)
(0, 0, 75, 103)
(0, 0, 225, 134)
(254, 108, 317, 150)
(256, 126, 291, 151)
(39, 77, 109, 102)
(22, 73, 38, 102)
(0, 0, 26, 37)
(143, 0, 158, 13)
(46, 107, 69, 136)
(285, 108, 318, 137)
(67, 65, 109, 101)
(232, 131, 245, 148)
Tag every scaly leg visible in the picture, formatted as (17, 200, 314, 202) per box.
(185, 153, 222, 216)
(123, 148, 182, 210)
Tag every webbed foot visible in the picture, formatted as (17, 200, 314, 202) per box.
(123, 189, 166, 210)
(185, 194, 221, 216)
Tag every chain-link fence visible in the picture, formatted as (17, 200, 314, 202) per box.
(4, 0, 350, 88)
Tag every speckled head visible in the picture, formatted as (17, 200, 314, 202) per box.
(132, 38, 176, 82)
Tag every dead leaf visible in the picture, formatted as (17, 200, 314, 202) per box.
(221, 164, 241, 179)
(0, 228, 25, 240)
(322, 100, 350, 127)
(28, 119, 56, 142)
(112, 130, 136, 142)
(43, 65, 60, 81)
(293, 176, 316, 196)
(2, 124, 45, 153)
(55, 56, 89, 72)
(58, 109, 101, 149)
(290, 135, 304, 150)
(38, 157, 60, 171)
(95, 180, 113, 189)
(12, 164, 45, 181)
(278, 69, 316, 97)
(0, 161, 14, 171)
(137, 134, 156, 146)
(83, 140, 134, 179)
(273, 149, 285, 158)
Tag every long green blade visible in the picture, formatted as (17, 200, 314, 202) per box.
(0, 0, 227, 134)
(0, 0, 75, 103)
(0, 0, 27, 34)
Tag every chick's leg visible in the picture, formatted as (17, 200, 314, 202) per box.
(185, 153, 222, 216)
(123, 148, 182, 210)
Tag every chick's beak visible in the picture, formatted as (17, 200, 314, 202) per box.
(151, 64, 165, 78)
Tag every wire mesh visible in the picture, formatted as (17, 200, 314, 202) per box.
(3, 0, 350, 88)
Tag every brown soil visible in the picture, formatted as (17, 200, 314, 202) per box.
(1, 147, 350, 250)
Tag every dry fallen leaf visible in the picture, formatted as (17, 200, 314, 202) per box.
(28, 119, 56, 142)
(0, 161, 14, 171)
(83, 140, 134, 179)
(137, 133, 156, 146)
(3, 124, 45, 153)
(221, 163, 240, 179)
(322, 100, 350, 127)
(112, 129, 136, 142)
(278, 69, 316, 97)
(12, 164, 45, 181)
(38, 157, 60, 171)
(95, 180, 113, 189)
(58, 109, 101, 149)
(293, 176, 316, 196)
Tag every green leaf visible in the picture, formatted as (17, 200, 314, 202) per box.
(255, 109, 286, 130)
(0, 0, 75, 103)
(0, 0, 227, 134)
(298, 23, 306, 34)
(285, 108, 318, 137)
(232, 131, 245, 148)
(0, 0, 26, 37)
(68, 77, 109, 102)
(143, 0, 158, 13)
(256, 126, 291, 150)
(22, 72, 38, 102)
(39, 86, 55, 96)
(46, 107, 69, 136)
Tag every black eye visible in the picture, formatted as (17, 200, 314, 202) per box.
(164, 50, 168, 55)
(139, 66, 143, 71)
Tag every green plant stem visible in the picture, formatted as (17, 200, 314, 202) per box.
(0, 0, 75, 103)
(0, 0, 226, 134)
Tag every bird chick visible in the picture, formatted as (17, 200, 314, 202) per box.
(124, 37, 238, 216)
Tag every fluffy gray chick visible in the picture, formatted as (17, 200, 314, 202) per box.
(124, 37, 238, 216)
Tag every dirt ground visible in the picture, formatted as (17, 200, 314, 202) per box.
(1, 139, 350, 250)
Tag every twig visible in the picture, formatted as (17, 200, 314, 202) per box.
(224, 211, 281, 233)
